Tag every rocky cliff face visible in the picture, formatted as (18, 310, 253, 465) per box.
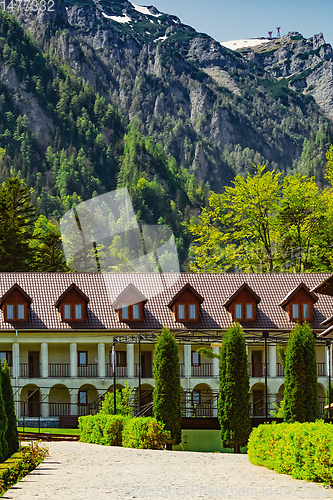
(242, 32, 333, 119)
(9, 2, 332, 187)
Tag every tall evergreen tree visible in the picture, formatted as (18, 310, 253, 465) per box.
(0, 177, 37, 271)
(153, 328, 181, 448)
(0, 367, 8, 462)
(218, 324, 251, 453)
(284, 323, 319, 422)
(1, 361, 18, 457)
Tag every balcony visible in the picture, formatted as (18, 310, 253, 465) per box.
(248, 363, 269, 377)
(49, 403, 71, 416)
(191, 363, 212, 377)
(49, 364, 70, 378)
(276, 363, 285, 376)
(105, 365, 127, 378)
(20, 363, 40, 378)
(77, 364, 98, 377)
(135, 363, 153, 378)
(317, 363, 326, 376)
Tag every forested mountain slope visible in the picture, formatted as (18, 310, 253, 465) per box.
(11, 0, 333, 189)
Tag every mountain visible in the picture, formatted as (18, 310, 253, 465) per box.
(11, 0, 333, 189)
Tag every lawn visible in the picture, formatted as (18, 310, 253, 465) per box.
(17, 427, 80, 436)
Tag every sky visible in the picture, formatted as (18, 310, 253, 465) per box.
(151, 0, 333, 48)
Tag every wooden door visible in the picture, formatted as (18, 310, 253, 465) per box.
(253, 389, 264, 416)
(28, 351, 40, 378)
(252, 351, 262, 377)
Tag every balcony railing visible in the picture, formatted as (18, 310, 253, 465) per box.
(77, 364, 98, 377)
(20, 363, 40, 378)
(49, 364, 70, 378)
(191, 363, 212, 377)
(105, 364, 127, 377)
(276, 363, 285, 376)
(248, 363, 269, 377)
(317, 363, 326, 376)
(135, 363, 153, 378)
(49, 403, 71, 416)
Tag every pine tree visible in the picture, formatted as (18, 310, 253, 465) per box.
(0, 177, 37, 271)
(0, 366, 8, 462)
(153, 328, 181, 448)
(284, 323, 319, 423)
(218, 324, 251, 453)
(1, 361, 18, 457)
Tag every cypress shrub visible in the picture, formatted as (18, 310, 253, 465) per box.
(153, 327, 181, 446)
(1, 361, 18, 457)
(218, 324, 251, 453)
(284, 323, 319, 423)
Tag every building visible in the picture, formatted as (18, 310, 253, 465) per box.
(1, 272, 333, 427)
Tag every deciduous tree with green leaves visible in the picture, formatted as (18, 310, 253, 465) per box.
(218, 324, 251, 453)
(153, 328, 181, 448)
(284, 322, 319, 423)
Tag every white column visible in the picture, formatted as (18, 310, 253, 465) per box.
(212, 344, 220, 378)
(127, 344, 134, 378)
(269, 343, 276, 378)
(41, 343, 48, 378)
(70, 343, 77, 378)
(98, 343, 105, 378)
(12, 342, 19, 379)
(184, 344, 191, 379)
(70, 391, 77, 416)
(40, 391, 49, 418)
(12, 343, 20, 417)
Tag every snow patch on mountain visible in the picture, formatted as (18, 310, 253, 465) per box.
(221, 39, 272, 50)
(131, 3, 162, 17)
(102, 12, 131, 23)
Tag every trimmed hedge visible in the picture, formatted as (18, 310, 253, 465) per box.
(79, 415, 126, 446)
(248, 421, 333, 484)
(79, 415, 172, 450)
(0, 442, 48, 495)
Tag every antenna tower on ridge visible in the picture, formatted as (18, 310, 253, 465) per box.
(277, 26, 281, 38)
(268, 31, 273, 38)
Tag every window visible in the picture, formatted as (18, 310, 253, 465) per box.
(246, 304, 253, 319)
(303, 303, 310, 319)
(17, 304, 25, 320)
(235, 304, 242, 319)
(132, 304, 139, 319)
(192, 390, 200, 406)
(64, 304, 71, 320)
(121, 305, 128, 320)
(78, 351, 87, 366)
(111, 351, 127, 367)
(189, 304, 196, 319)
(191, 351, 200, 366)
(178, 304, 185, 319)
(0, 351, 12, 366)
(78, 390, 87, 405)
(292, 304, 299, 319)
(6, 305, 13, 320)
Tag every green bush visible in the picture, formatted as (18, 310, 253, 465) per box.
(122, 417, 173, 450)
(79, 414, 126, 446)
(248, 421, 333, 485)
(79, 414, 172, 450)
(0, 442, 48, 495)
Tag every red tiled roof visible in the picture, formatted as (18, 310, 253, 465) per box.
(0, 272, 331, 331)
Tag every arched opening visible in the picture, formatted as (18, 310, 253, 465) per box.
(49, 384, 70, 416)
(250, 382, 266, 417)
(192, 383, 214, 417)
(134, 383, 154, 417)
(78, 384, 99, 416)
(20, 385, 40, 417)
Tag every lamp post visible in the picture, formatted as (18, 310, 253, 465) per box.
(112, 337, 116, 415)
(138, 335, 141, 414)
(263, 331, 269, 420)
(327, 340, 331, 420)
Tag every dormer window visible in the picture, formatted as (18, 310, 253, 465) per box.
(223, 283, 261, 323)
(7, 305, 13, 320)
(0, 284, 32, 323)
(113, 284, 147, 323)
(168, 284, 204, 323)
(279, 283, 317, 323)
(55, 284, 89, 323)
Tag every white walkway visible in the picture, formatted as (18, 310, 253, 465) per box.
(3, 442, 333, 499)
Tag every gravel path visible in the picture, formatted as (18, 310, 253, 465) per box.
(3, 442, 333, 500)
